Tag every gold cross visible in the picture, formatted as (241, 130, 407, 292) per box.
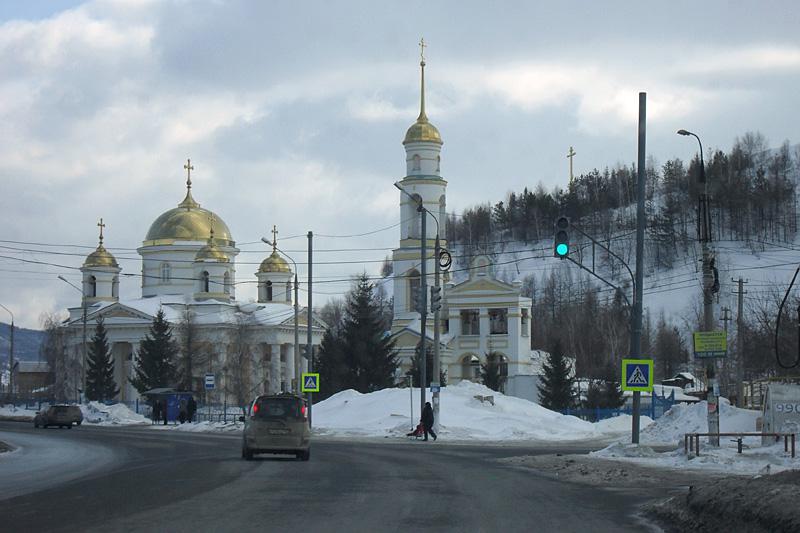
(567, 146, 577, 184)
(271, 225, 278, 252)
(184, 158, 194, 189)
(419, 37, 426, 64)
(208, 213, 215, 239)
(97, 218, 105, 244)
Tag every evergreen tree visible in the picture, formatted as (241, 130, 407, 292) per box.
(85, 317, 119, 402)
(130, 309, 178, 394)
(315, 274, 398, 396)
(480, 351, 505, 392)
(406, 342, 447, 387)
(315, 326, 346, 400)
(538, 339, 574, 410)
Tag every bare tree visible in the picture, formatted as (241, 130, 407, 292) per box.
(224, 312, 255, 414)
(176, 306, 210, 393)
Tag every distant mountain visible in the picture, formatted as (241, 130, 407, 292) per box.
(0, 322, 45, 364)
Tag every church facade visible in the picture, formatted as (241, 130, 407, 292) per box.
(390, 55, 538, 401)
(62, 168, 325, 404)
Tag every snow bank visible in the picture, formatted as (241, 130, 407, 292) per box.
(639, 398, 760, 445)
(81, 402, 149, 425)
(313, 381, 643, 441)
(151, 421, 243, 433)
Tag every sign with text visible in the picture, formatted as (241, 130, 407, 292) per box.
(301, 373, 320, 393)
(204, 373, 215, 390)
(693, 331, 727, 358)
(621, 359, 653, 392)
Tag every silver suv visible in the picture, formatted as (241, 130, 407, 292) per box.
(241, 394, 310, 461)
(34, 405, 83, 428)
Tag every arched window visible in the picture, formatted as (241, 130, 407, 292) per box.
(407, 269, 420, 312)
(201, 271, 210, 293)
(223, 272, 231, 294)
(112, 276, 119, 298)
(286, 281, 292, 302)
(412, 154, 421, 171)
(89, 276, 97, 297)
(161, 263, 171, 283)
(436, 155, 441, 172)
(410, 194, 422, 238)
(266, 280, 273, 301)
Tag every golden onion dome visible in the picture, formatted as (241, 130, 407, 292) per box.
(84, 243, 119, 268)
(259, 251, 291, 273)
(144, 190, 234, 246)
(403, 118, 442, 145)
(195, 241, 229, 263)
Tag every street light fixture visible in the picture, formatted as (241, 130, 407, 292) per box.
(58, 275, 87, 403)
(394, 181, 442, 430)
(260, 236, 301, 395)
(0, 303, 14, 404)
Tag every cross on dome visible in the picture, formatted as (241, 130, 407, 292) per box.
(271, 225, 279, 252)
(97, 217, 105, 244)
(184, 158, 194, 190)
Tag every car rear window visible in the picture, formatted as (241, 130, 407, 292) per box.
(252, 397, 302, 419)
(53, 406, 68, 413)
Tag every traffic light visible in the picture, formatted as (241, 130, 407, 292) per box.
(554, 216, 570, 259)
(430, 285, 442, 312)
(412, 285, 426, 314)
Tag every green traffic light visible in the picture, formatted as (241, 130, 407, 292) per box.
(556, 243, 569, 256)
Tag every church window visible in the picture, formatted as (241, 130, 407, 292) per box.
(521, 308, 529, 337)
(410, 194, 422, 238)
(436, 155, 441, 172)
(460, 309, 479, 335)
(201, 271, 210, 293)
(412, 154, 421, 171)
(161, 263, 171, 283)
(223, 272, 231, 294)
(89, 276, 97, 297)
(408, 270, 420, 312)
(266, 280, 273, 301)
(489, 308, 508, 334)
(286, 281, 292, 302)
(112, 276, 119, 298)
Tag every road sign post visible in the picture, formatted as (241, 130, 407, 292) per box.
(622, 359, 654, 393)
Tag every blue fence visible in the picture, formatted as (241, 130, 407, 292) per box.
(562, 390, 676, 422)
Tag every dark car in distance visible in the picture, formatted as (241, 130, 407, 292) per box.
(34, 405, 83, 428)
(241, 393, 310, 461)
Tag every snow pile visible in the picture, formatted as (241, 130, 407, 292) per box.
(152, 420, 243, 433)
(81, 402, 149, 425)
(0, 405, 36, 421)
(639, 398, 760, 445)
(593, 442, 660, 458)
(594, 414, 653, 434)
(313, 381, 645, 441)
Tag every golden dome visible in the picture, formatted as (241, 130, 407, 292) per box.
(195, 240, 229, 263)
(259, 251, 291, 273)
(84, 243, 119, 268)
(404, 118, 442, 145)
(144, 190, 234, 246)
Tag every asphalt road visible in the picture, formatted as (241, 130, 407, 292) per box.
(0, 421, 661, 532)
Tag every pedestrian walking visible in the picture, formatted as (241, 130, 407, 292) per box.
(178, 398, 188, 424)
(187, 396, 197, 422)
(152, 400, 162, 424)
(421, 401, 437, 442)
(162, 400, 168, 425)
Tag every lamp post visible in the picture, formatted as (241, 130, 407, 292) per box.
(0, 303, 14, 404)
(58, 275, 87, 404)
(677, 128, 719, 446)
(395, 182, 442, 429)
(260, 236, 301, 395)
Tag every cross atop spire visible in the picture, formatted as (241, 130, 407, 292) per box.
(184, 158, 194, 190)
(97, 218, 105, 244)
(271, 225, 278, 252)
(417, 37, 428, 122)
(567, 146, 577, 185)
(208, 213, 215, 240)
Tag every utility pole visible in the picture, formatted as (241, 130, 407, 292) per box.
(418, 202, 428, 416)
(733, 278, 748, 406)
(432, 235, 441, 433)
(630, 92, 646, 444)
(0, 304, 14, 404)
(720, 306, 732, 398)
(307, 231, 313, 426)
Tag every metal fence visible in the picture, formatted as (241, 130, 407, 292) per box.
(561, 390, 677, 422)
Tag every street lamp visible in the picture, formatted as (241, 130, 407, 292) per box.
(260, 236, 301, 395)
(394, 181, 442, 430)
(0, 303, 14, 404)
(677, 128, 719, 445)
(58, 275, 87, 403)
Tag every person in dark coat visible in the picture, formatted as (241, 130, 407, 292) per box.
(187, 396, 197, 422)
(421, 401, 437, 441)
(178, 398, 188, 424)
(162, 400, 169, 425)
(152, 400, 161, 424)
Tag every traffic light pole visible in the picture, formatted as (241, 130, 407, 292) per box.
(418, 204, 427, 417)
(432, 235, 441, 432)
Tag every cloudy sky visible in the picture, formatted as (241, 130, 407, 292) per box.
(1, 0, 799, 329)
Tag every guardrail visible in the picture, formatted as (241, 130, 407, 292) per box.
(685, 432, 796, 458)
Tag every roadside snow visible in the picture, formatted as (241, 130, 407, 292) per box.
(81, 402, 150, 425)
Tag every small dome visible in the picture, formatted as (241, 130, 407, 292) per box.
(403, 118, 442, 145)
(259, 251, 291, 273)
(84, 244, 119, 268)
(195, 237, 229, 263)
(145, 191, 233, 245)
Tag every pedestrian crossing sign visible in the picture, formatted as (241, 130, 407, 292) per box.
(621, 359, 653, 392)
(301, 373, 320, 393)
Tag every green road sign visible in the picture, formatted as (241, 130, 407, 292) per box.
(301, 372, 320, 393)
(693, 331, 727, 358)
(621, 359, 654, 392)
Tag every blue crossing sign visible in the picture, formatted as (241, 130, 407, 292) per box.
(301, 373, 320, 393)
(621, 359, 653, 392)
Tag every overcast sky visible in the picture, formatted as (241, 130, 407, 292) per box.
(1, 0, 799, 329)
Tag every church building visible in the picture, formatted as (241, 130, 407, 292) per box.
(390, 51, 538, 401)
(62, 165, 325, 404)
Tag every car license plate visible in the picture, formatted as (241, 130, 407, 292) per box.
(268, 429, 290, 435)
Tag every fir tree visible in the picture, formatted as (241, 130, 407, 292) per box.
(130, 309, 178, 394)
(538, 340, 574, 410)
(315, 274, 398, 396)
(480, 351, 505, 392)
(85, 317, 119, 402)
(406, 342, 447, 387)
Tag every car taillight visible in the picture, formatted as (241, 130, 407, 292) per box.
(253, 403, 259, 414)
(301, 405, 307, 418)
